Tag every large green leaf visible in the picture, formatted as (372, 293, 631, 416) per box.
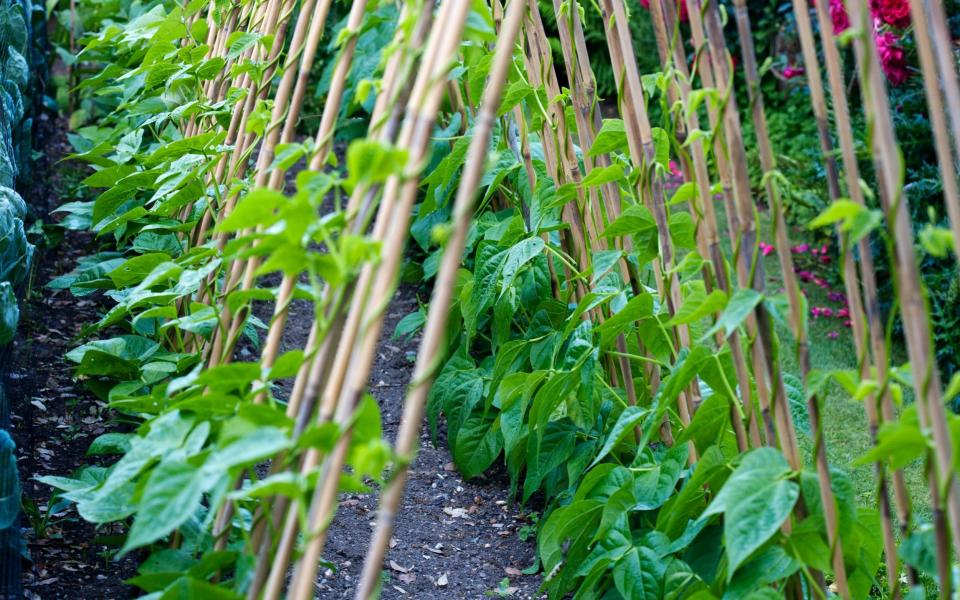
(703, 448, 799, 578)
(122, 459, 208, 553)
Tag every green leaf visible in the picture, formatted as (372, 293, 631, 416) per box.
(454, 412, 502, 478)
(345, 139, 408, 191)
(215, 188, 285, 232)
(122, 460, 207, 554)
(602, 203, 656, 240)
(204, 426, 290, 474)
(87, 433, 132, 456)
(700, 288, 763, 342)
(614, 546, 664, 600)
(854, 422, 928, 470)
(590, 406, 646, 468)
(668, 211, 696, 249)
(703, 448, 799, 578)
(500, 237, 545, 295)
(109, 253, 172, 288)
(588, 119, 627, 157)
(582, 164, 625, 188)
(668, 286, 727, 327)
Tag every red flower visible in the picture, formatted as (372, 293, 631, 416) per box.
(875, 31, 910, 86)
(816, 0, 851, 34)
(782, 66, 805, 79)
(870, 0, 911, 28)
(639, 0, 689, 22)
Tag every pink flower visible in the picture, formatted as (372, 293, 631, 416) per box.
(844, 319, 853, 327)
(798, 270, 814, 283)
(759, 242, 776, 257)
(782, 66, 805, 79)
(875, 31, 910, 86)
(870, 0, 911, 28)
(811, 307, 822, 318)
(814, 0, 851, 34)
(820, 307, 834, 317)
(792, 244, 810, 254)
(838, 308, 850, 318)
(638, 0, 689, 22)
(828, 291, 846, 303)
(669, 160, 683, 176)
(828, 331, 840, 339)
(820, 254, 831, 264)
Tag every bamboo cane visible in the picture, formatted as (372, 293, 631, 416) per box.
(280, 4, 472, 598)
(648, 0, 754, 451)
(244, 10, 434, 597)
(211, 0, 337, 373)
(684, 0, 804, 469)
(599, 0, 700, 452)
(548, 0, 646, 423)
(256, 1, 460, 596)
(793, 0, 910, 591)
(354, 1, 526, 595)
(213, 0, 371, 369)
(919, 0, 960, 266)
(730, 0, 850, 593)
(844, 0, 960, 578)
(905, 0, 960, 263)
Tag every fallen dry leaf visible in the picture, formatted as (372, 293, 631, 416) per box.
(436, 573, 448, 587)
(389, 560, 410, 573)
(424, 543, 444, 555)
(443, 507, 468, 518)
(398, 573, 416, 584)
(505, 567, 524, 576)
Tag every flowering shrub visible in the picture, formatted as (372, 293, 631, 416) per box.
(875, 31, 910, 86)
(871, 0, 912, 28)
(825, 0, 851, 33)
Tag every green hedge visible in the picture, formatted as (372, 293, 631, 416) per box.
(0, 0, 43, 595)
(0, 0, 42, 345)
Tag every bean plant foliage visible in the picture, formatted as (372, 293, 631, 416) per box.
(41, 0, 396, 594)
(415, 114, 883, 599)
(36, 0, 955, 598)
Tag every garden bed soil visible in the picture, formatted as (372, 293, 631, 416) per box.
(11, 116, 543, 599)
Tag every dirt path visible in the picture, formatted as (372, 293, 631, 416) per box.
(253, 286, 542, 599)
(12, 120, 543, 598)
(11, 115, 140, 599)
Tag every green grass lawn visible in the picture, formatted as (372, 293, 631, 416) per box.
(751, 210, 933, 524)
